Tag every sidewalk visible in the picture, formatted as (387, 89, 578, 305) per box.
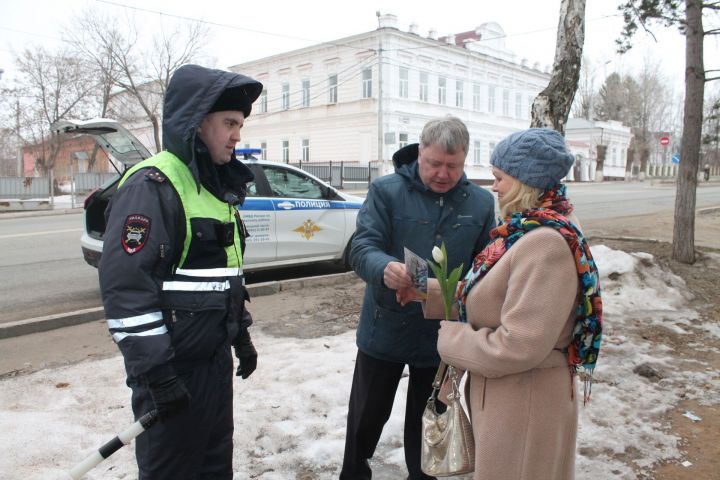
(0, 270, 359, 340)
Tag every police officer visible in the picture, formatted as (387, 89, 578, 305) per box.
(99, 64, 263, 479)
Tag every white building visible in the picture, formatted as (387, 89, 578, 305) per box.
(565, 118, 633, 181)
(232, 14, 551, 181)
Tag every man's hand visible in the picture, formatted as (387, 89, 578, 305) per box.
(145, 371, 191, 423)
(383, 261, 413, 291)
(233, 328, 258, 379)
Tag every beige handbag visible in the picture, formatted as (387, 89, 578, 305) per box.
(421, 362, 475, 477)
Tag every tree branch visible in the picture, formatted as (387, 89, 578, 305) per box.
(631, 4, 659, 43)
(706, 76, 720, 83)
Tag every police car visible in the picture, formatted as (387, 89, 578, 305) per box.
(53, 119, 364, 272)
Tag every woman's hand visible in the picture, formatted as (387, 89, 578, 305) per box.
(395, 286, 426, 306)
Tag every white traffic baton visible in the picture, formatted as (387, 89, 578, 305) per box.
(68, 409, 158, 480)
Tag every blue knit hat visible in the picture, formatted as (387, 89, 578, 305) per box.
(490, 128, 574, 190)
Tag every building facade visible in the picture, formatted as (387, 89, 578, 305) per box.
(565, 118, 633, 181)
(231, 14, 551, 180)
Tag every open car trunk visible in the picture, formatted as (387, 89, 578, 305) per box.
(53, 118, 152, 241)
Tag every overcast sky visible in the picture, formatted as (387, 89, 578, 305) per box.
(1, 0, 719, 94)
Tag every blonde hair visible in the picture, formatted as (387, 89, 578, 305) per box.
(499, 180, 544, 217)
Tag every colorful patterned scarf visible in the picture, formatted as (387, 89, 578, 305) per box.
(456, 184, 602, 402)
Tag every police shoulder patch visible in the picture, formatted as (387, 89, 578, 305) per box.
(121, 214, 151, 255)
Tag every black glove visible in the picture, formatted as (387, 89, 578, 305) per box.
(233, 328, 258, 379)
(144, 366, 191, 422)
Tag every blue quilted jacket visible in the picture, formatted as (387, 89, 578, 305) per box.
(351, 144, 496, 366)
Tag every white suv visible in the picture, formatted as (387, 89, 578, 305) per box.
(53, 119, 364, 272)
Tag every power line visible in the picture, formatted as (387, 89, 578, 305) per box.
(258, 53, 378, 105)
(257, 57, 378, 119)
(95, 0, 375, 52)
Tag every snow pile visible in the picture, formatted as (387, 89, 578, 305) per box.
(0, 246, 718, 479)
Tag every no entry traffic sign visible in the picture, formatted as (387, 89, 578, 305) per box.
(660, 136, 670, 146)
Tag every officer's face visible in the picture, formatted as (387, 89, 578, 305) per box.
(197, 111, 245, 165)
(417, 143, 466, 193)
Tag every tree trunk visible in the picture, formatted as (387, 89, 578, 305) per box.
(625, 148, 635, 180)
(151, 115, 161, 153)
(639, 147, 649, 181)
(672, 0, 704, 264)
(531, 0, 586, 133)
(595, 144, 606, 181)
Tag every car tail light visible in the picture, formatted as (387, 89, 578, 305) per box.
(83, 188, 100, 210)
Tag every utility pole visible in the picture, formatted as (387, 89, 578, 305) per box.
(15, 98, 22, 177)
(376, 11, 384, 172)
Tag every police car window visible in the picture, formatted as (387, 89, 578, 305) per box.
(245, 180, 258, 197)
(262, 166, 324, 199)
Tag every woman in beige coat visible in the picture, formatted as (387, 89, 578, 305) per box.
(401, 128, 603, 480)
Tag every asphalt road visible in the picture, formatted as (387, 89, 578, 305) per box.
(0, 181, 718, 325)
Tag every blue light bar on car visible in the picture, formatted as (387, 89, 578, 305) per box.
(235, 148, 262, 160)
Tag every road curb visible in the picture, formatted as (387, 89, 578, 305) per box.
(0, 270, 360, 339)
(0, 207, 83, 219)
(698, 206, 720, 215)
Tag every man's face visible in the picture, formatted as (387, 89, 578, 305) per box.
(417, 143, 466, 193)
(197, 111, 245, 165)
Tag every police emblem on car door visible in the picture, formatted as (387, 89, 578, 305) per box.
(262, 165, 345, 262)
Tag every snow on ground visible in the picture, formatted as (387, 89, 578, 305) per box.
(0, 246, 718, 479)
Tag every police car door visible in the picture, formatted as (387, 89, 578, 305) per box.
(237, 164, 277, 266)
(261, 165, 346, 262)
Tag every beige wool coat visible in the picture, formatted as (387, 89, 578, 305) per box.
(424, 226, 580, 480)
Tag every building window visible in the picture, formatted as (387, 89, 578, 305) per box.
(473, 84, 481, 111)
(488, 141, 496, 163)
(515, 92, 523, 118)
(399, 67, 409, 98)
(502, 89, 510, 116)
(260, 89, 267, 113)
(488, 85, 496, 113)
(328, 75, 338, 104)
(399, 133, 408, 149)
(302, 79, 310, 107)
(419, 71, 428, 102)
(455, 80, 464, 108)
(473, 140, 481, 165)
(362, 68, 373, 98)
(281, 83, 290, 110)
(302, 139, 310, 162)
(260, 141, 267, 160)
(282, 140, 289, 163)
(438, 76, 447, 105)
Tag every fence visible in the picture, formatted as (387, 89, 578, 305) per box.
(0, 172, 119, 200)
(289, 161, 381, 189)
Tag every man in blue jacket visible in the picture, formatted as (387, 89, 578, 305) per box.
(341, 116, 496, 479)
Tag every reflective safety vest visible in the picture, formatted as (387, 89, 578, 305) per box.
(120, 151, 244, 295)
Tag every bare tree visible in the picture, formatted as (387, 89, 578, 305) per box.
(8, 47, 95, 174)
(64, 10, 210, 153)
(0, 127, 20, 176)
(62, 9, 125, 171)
(703, 90, 720, 167)
(531, 0, 586, 133)
(595, 72, 634, 122)
(571, 56, 596, 120)
(618, 0, 719, 264)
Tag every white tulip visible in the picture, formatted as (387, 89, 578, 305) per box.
(432, 246, 444, 263)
